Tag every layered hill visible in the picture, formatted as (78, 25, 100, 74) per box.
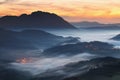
(31, 57, 120, 80)
(0, 28, 72, 50)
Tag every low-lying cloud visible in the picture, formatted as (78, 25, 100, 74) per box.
(9, 53, 96, 75)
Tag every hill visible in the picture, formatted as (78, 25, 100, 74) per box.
(0, 11, 75, 29)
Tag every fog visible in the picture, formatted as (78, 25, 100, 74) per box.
(46, 29, 120, 47)
(9, 53, 96, 75)
(1, 28, 120, 80)
(6, 29, 120, 76)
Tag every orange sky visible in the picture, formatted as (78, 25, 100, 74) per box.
(0, 0, 120, 23)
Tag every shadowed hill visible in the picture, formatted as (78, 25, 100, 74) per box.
(0, 11, 75, 29)
(71, 21, 120, 29)
(42, 41, 120, 57)
(64, 57, 120, 80)
(111, 34, 120, 41)
(0, 28, 79, 61)
(31, 57, 120, 80)
(0, 28, 73, 50)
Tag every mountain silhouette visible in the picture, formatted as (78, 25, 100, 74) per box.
(72, 21, 120, 29)
(0, 11, 75, 29)
(71, 21, 104, 28)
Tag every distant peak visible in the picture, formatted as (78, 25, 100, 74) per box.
(20, 14, 28, 17)
(31, 11, 44, 14)
(30, 11, 55, 16)
(79, 21, 101, 24)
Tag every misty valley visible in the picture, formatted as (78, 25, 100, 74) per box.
(0, 11, 120, 80)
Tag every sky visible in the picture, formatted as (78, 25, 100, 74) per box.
(0, 0, 120, 23)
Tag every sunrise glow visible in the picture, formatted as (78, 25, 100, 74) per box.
(0, 0, 120, 23)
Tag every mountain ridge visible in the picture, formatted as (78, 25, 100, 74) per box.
(0, 11, 75, 29)
(71, 21, 120, 28)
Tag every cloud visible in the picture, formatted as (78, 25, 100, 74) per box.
(10, 53, 94, 75)
(0, 0, 18, 4)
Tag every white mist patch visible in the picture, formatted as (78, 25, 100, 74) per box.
(10, 53, 96, 75)
(108, 40, 120, 48)
(114, 46, 120, 48)
(48, 29, 120, 42)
